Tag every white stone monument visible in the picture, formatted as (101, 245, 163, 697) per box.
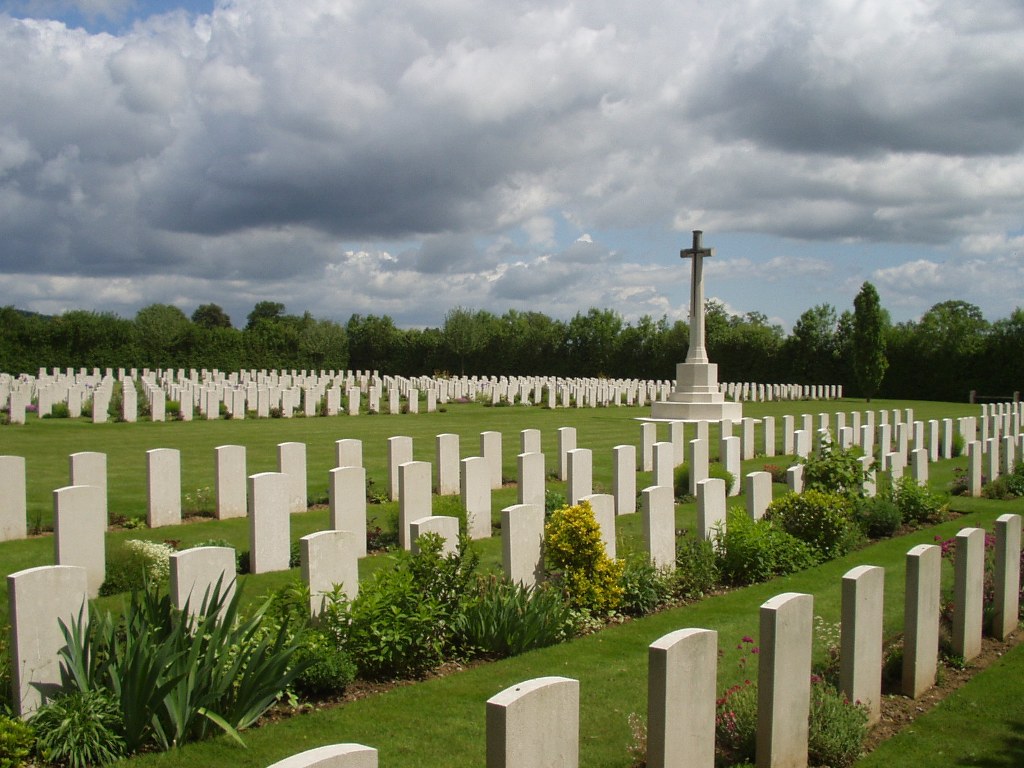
(650, 231, 742, 422)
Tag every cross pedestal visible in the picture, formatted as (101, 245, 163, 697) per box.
(649, 230, 743, 422)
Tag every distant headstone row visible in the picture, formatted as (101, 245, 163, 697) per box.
(1, 368, 840, 424)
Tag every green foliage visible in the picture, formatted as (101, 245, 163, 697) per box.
(544, 501, 625, 614)
(852, 281, 889, 401)
(853, 495, 903, 538)
(343, 535, 478, 680)
(31, 690, 126, 768)
(292, 630, 357, 698)
(715, 677, 867, 768)
(674, 462, 735, 499)
(674, 530, 720, 599)
(544, 489, 567, 516)
(99, 539, 175, 596)
(808, 681, 869, 768)
(58, 578, 308, 753)
(715, 680, 758, 765)
(800, 440, 869, 499)
(617, 556, 674, 617)
(45, 402, 71, 419)
(981, 462, 1024, 499)
(891, 475, 947, 526)
(714, 511, 818, 586)
(765, 490, 859, 560)
(455, 578, 571, 658)
(0, 714, 34, 768)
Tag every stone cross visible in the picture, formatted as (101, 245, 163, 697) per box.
(681, 229, 714, 365)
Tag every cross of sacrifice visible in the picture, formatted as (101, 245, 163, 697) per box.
(680, 229, 714, 366)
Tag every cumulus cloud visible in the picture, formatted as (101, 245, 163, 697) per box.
(0, 0, 1023, 328)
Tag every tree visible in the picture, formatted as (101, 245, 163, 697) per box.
(134, 304, 191, 367)
(785, 304, 839, 383)
(246, 301, 286, 330)
(564, 308, 623, 377)
(298, 318, 348, 371)
(851, 282, 888, 401)
(191, 303, 233, 329)
(443, 307, 487, 375)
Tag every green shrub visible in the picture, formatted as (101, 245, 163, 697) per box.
(0, 714, 34, 768)
(544, 489, 567, 517)
(715, 680, 757, 765)
(800, 440, 869, 499)
(715, 678, 867, 768)
(765, 490, 858, 560)
(982, 464, 1024, 499)
(59, 578, 308, 753)
(714, 511, 817, 586)
(344, 534, 478, 680)
(891, 475, 947, 525)
(455, 578, 571, 657)
(808, 680, 869, 768)
(674, 462, 735, 500)
(545, 501, 624, 614)
(182, 486, 214, 516)
(617, 556, 674, 617)
(674, 530, 719, 599)
(99, 539, 175, 596)
(432, 495, 470, 534)
(293, 630, 357, 698)
(853, 496, 902, 539)
(44, 402, 70, 419)
(950, 431, 966, 458)
(31, 690, 126, 768)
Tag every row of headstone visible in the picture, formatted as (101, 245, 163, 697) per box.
(725, 382, 843, 402)
(2, 367, 850, 424)
(258, 514, 1021, 767)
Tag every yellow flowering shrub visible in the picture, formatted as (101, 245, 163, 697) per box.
(544, 500, 624, 613)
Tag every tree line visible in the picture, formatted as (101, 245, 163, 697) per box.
(1, 287, 1021, 402)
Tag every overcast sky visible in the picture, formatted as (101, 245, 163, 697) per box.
(1, 0, 1022, 331)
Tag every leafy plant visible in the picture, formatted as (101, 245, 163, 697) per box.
(343, 534, 479, 680)
(674, 462, 735, 500)
(292, 630, 357, 698)
(674, 530, 719, 599)
(800, 439, 869, 499)
(182, 486, 214, 517)
(617, 556, 674, 617)
(31, 690, 126, 768)
(99, 539, 176, 596)
(853, 495, 902, 539)
(544, 489, 567, 517)
(715, 679, 758, 765)
(981, 463, 1024, 499)
(765, 490, 859, 560)
(891, 475, 948, 526)
(545, 501, 624, 614)
(58, 578, 310, 753)
(808, 680, 868, 768)
(0, 714, 34, 768)
(714, 511, 817, 586)
(455, 577, 571, 657)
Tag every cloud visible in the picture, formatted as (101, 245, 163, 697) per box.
(0, 0, 1023, 329)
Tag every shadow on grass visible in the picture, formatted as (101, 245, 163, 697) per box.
(957, 719, 1024, 767)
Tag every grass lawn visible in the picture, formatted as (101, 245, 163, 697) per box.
(0, 396, 1015, 766)
(856, 638, 1024, 767)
